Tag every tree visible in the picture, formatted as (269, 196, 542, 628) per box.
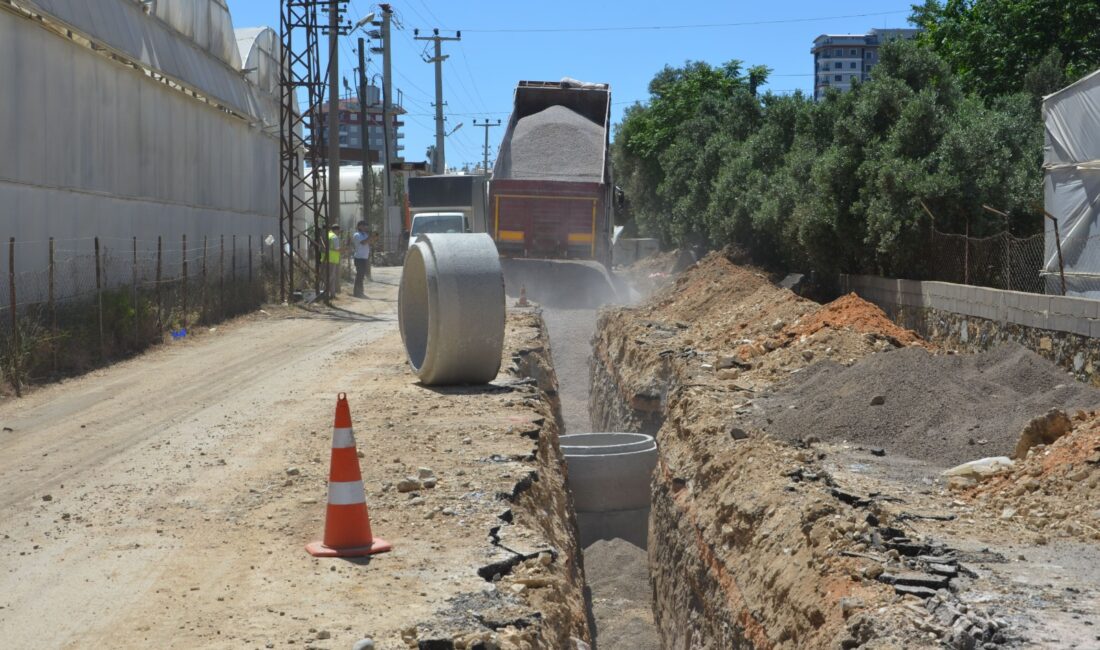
(911, 0, 1100, 98)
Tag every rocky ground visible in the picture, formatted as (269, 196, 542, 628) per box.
(591, 250, 1100, 648)
(0, 269, 589, 650)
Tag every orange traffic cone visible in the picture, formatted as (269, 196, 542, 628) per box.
(306, 393, 392, 558)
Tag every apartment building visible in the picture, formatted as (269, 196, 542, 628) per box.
(812, 28, 919, 100)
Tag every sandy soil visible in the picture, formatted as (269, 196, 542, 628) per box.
(0, 268, 587, 649)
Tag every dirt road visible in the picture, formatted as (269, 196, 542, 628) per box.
(0, 268, 587, 649)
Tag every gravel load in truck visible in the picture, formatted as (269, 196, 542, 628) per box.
(497, 105, 604, 182)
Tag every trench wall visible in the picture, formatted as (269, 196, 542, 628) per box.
(590, 309, 891, 649)
(840, 275, 1100, 383)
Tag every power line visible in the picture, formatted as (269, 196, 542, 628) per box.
(460, 10, 909, 34)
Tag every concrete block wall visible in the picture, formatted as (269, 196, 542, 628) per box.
(840, 275, 1100, 384)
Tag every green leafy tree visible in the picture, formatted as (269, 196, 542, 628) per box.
(911, 0, 1100, 98)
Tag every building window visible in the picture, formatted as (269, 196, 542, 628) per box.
(834, 62, 842, 69)
(834, 75, 842, 82)
(835, 49, 842, 56)
(866, 51, 873, 59)
(850, 49, 857, 56)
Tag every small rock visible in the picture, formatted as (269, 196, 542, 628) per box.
(397, 478, 422, 493)
(1001, 507, 1016, 520)
(461, 437, 472, 445)
(729, 427, 750, 441)
(315, 630, 330, 640)
(717, 369, 739, 380)
(870, 448, 885, 457)
(870, 395, 885, 406)
(286, 467, 300, 476)
(802, 350, 815, 362)
(352, 639, 375, 650)
(422, 478, 438, 489)
(441, 507, 456, 516)
(417, 467, 434, 479)
(408, 497, 426, 506)
(839, 597, 864, 618)
(41, 495, 53, 502)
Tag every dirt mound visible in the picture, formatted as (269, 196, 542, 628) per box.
(786, 293, 923, 346)
(758, 343, 1100, 467)
(643, 251, 774, 325)
(971, 410, 1100, 541)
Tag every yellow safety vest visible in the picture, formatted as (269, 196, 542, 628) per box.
(327, 230, 341, 263)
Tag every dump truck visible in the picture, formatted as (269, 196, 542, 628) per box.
(406, 174, 489, 248)
(490, 79, 613, 266)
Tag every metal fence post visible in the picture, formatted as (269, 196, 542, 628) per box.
(155, 236, 163, 328)
(231, 234, 237, 313)
(8, 237, 19, 397)
(201, 236, 208, 324)
(182, 234, 189, 328)
(132, 237, 138, 348)
(48, 237, 56, 373)
(94, 237, 105, 362)
(219, 235, 225, 319)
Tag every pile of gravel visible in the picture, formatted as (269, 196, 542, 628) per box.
(498, 105, 603, 182)
(757, 343, 1100, 467)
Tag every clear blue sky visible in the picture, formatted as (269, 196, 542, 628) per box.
(226, 1, 918, 169)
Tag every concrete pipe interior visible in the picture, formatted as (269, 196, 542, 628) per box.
(398, 233, 506, 386)
(400, 245, 430, 371)
(561, 432, 658, 548)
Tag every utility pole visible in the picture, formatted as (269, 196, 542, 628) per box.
(325, 0, 345, 230)
(357, 37, 371, 228)
(374, 4, 396, 243)
(414, 28, 461, 174)
(473, 118, 501, 174)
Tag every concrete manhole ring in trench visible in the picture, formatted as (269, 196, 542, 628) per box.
(561, 432, 658, 548)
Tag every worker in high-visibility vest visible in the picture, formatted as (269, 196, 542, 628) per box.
(326, 224, 342, 297)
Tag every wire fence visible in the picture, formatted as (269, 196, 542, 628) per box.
(924, 228, 1046, 293)
(1, 235, 277, 394)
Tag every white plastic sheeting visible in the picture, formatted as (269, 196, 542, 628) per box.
(17, 0, 275, 122)
(1043, 69, 1100, 296)
(0, 4, 278, 299)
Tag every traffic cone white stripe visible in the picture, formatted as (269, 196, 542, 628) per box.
(328, 480, 366, 505)
(332, 427, 355, 448)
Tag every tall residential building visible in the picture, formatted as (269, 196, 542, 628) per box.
(319, 85, 405, 163)
(811, 28, 920, 100)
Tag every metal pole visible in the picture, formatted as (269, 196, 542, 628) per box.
(7, 238, 18, 397)
(1044, 211, 1068, 295)
(381, 4, 394, 226)
(182, 234, 188, 327)
(94, 237, 105, 362)
(201, 236, 208, 323)
(132, 237, 138, 347)
(48, 237, 56, 373)
(155, 236, 162, 328)
(358, 37, 371, 229)
(219, 234, 225, 318)
(327, 0, 341, 232)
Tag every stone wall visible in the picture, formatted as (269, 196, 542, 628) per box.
(840, 275, 1100, 384)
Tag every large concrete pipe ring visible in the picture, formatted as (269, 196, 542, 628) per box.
(399, 233, 505, 385)
(561, 432, 658, 548)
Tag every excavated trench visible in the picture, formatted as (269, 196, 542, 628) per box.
(541, 305, 663, 650)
